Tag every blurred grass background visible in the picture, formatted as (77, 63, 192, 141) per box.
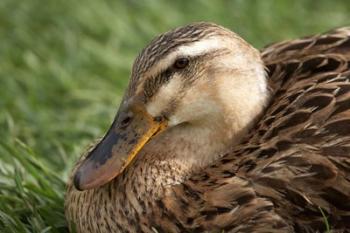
(0, 0, 349, 232)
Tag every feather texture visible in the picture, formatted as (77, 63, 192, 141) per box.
(65, 26, 350, 233)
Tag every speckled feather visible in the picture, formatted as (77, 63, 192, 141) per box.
(128, 23, 235, 100)
(65, 26, 350, 233)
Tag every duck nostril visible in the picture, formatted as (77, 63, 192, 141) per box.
(120, 116, 132, 128)
(154, 116, 163, 122)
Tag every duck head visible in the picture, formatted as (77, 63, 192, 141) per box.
(73, 22, 269, 191)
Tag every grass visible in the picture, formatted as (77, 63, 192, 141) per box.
(0, 0, 349, 232)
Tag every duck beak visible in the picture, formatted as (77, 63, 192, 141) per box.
(73, 104, 167, 191)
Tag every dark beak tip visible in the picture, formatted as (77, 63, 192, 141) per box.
(73, 170, 83, 191)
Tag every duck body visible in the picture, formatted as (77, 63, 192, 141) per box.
(65, 24, 350, 232)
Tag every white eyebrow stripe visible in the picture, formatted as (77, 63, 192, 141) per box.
(176, 37, 223, 56)
(143, 37, 225, 78)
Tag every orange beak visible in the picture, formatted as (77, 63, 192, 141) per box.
(73, 103, 167, 190)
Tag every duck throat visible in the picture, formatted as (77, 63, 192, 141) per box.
(123, 71, 270, 199)
(123, 116, 249, 198)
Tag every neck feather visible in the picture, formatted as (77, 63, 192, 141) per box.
(125, 110, 263, 199)
(125, 66, 269, 199)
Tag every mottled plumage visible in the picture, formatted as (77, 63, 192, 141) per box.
(65, 23, 350, 233)
(129, 23, 234, 98)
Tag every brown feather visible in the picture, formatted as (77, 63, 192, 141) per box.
(65, 25, 350, 233)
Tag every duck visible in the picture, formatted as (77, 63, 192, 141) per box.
(65, 22, 350, 233)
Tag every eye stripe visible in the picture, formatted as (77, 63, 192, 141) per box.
(144, 70, 172, 99)
(127, 23, 236, 99)
(143, 57, 193, 100)
(142, 49, 228, 101)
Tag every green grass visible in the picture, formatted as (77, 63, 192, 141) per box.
(1, 0, 349, 232)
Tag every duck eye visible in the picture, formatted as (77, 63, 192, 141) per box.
(173, 58, 189, 69)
